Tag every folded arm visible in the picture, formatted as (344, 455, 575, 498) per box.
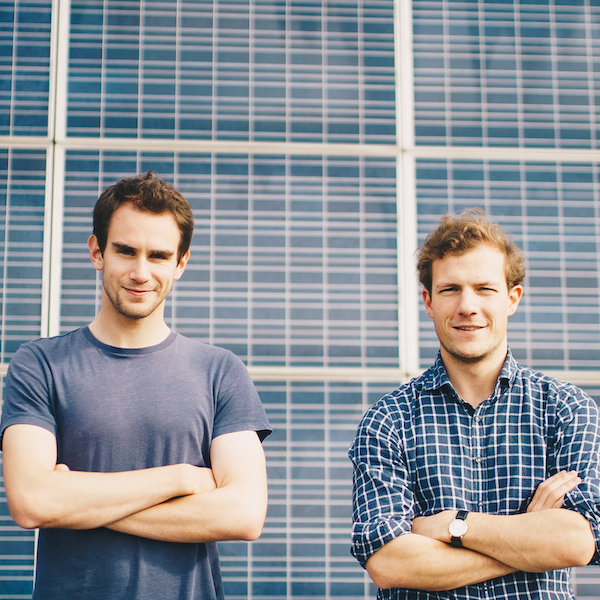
(366, 471, 592, 591)
(3, 423, 216, 530)
(366, 532, 515, 591)
(104, 430, 268, 543)
(411, 471, 595, 573)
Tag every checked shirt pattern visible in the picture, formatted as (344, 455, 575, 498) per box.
(349, 350, 600, 600)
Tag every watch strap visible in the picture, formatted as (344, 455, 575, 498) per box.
(450, 510, 469, 548)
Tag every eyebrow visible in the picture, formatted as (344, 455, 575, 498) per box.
(434, 280, 500, 290)
(111, 242, 175, 258)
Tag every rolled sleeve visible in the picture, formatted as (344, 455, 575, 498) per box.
(348, 402, 415, 568)
(552, 390, 600, 565)
(563, 485, 600, 565)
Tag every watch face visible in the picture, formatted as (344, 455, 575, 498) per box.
(449, 519, 468, 537)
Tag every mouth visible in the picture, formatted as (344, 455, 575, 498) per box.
(454, 325, 485, 331)
(124, 288, 154, 296)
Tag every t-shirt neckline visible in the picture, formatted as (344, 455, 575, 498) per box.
(82, 326, 178, 356)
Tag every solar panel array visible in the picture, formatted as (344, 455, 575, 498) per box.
(2, 0, 600, 598)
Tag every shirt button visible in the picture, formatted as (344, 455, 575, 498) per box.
(478, 501, 484, 507)
(474, 416, 481, 423)
(475, 456, 482, 464)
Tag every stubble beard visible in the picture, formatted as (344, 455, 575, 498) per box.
(439, 337, 491, 365)
(102, 275, 168, 320)
(436, 324, 497, 366)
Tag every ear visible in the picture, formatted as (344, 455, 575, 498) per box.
(88, 235, 104, 271)
(422, 287, 434, 319)
(173, 249, 190, 281)
(507, 284, 523, 316)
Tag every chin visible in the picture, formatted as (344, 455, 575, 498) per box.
(451, 353, 488, 365)
(442, 343, 491, 364)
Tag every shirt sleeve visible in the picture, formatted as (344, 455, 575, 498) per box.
(348, 401, 415, 568)
(0, 343, 56, 447)
(211, 349, 272, 442)
(550, 388, 600, 565)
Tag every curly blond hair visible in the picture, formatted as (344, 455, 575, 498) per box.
(417, 207, 525, 293)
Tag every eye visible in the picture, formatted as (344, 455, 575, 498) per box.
(117, 247, 135, 256)
(150, 252, 168, 260)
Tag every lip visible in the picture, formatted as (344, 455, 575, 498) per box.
(123, 287, 155, 296)
(453, 325, 486, 331)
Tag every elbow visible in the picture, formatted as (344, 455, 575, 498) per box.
(236, 509, 266, 541)
(556, 521, 596, 569)
(366, 554, 399, 590)
(225, 503, 267, 541)
(567, 539, 596, 568)
(525, 536, 596, 572)
(10, 511, 41, 531)
(238, 522, 264, 541)
(366, 567, 392, 591)
(8, 498, 53, 530)
(7, 488, 68, 530)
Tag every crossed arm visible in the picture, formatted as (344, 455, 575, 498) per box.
(365, 471, 596, 591)
(2, 423, 268, 543)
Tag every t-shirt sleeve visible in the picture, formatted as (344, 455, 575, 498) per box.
(1, 343, 56, 448)
(551, 389, 600, 565)
(211, 350, 271, 442)
(348, 402, 415, 568)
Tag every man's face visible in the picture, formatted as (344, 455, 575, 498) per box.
(422, 244, 523, 367)
(88, 203, 189, 321)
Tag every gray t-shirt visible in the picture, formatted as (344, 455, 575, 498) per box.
(1, 326, 271, 600)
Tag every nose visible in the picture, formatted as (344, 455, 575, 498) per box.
(457, 288, 478, 316)
(129, 257, 150, 282)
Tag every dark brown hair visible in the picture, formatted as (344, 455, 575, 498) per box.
(417, 207, 525, 293)
(93, 171, 194, 262)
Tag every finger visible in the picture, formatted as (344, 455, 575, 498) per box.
(54, 463, 70, 472)
(528, 471, 579, 509)
(527, 471, 581, 512)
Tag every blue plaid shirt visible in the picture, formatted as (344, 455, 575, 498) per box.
(349, 350, 600, 600)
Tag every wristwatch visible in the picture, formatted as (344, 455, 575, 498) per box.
(449, 510, 469, 547)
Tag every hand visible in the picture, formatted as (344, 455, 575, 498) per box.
(412, 510, 456, 543)
(527, 471, 581, 512)
(184, 464, 217, 495)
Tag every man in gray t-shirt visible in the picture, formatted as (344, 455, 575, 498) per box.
(0, 172, 271, 600)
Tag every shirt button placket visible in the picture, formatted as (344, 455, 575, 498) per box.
(473, 409, 484, 512)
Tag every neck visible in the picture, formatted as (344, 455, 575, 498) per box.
(441, 347, 507, 408)
(88, 304, 171, 349)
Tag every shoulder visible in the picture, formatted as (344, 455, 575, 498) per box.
(513, 363, 598, 420)
(172, 334, 246, 367)
(356, 368, 433, 435)
(8, 328, 87, 369)
(170, 335, 253, 387)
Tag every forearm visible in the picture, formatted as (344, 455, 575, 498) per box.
(105, 480, 268, 543)
(8, 463, 205, 531)
(105, 430, 269, 543)
(365, 533, 516, 591)
(463, 510, 595, 572)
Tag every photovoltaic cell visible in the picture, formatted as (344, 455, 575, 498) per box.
(413, 0, 600, 148)
(0, 0, 52, 136)
(67, 0, 396, 143)
(62, 150, 400, 369)
(0, 148, 45, 362)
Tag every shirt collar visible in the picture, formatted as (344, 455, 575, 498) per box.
(423, 348, 518, 397)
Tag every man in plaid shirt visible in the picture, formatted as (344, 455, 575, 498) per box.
(349, 208, 600, 599)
